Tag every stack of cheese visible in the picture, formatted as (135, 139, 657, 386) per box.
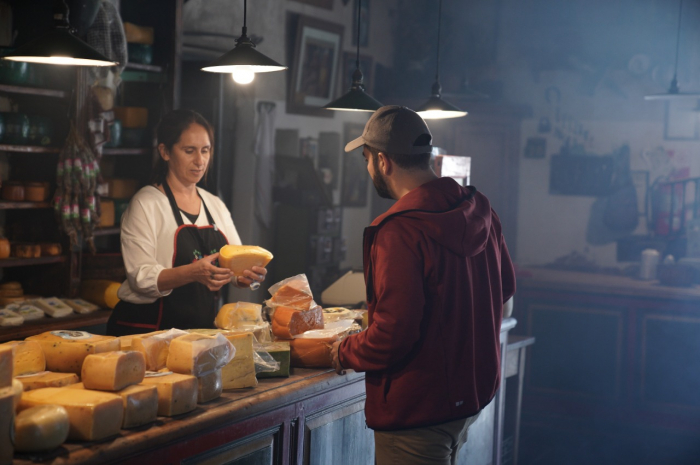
(215, 301, 271, 342)
(0, 282, 26, 327)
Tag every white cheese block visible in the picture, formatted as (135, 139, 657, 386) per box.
(132, 328, 188, 371)
(1, 340, 45, 376)
(82, 351, 146, 391)
(14, 404, 70, 452)
(141, 371, 198, 416)
(166, 333, 234, 377)
(32, 297, 74, 318)
(0, 345, 13, 388)
(62, 298, 99, 314)
(17, 372, 79, 391)
(26, 330, 119, 374)
(19, 387, 124, 441)
(68, 382, 158, 429)
(16, 304, 44, 321)
(0, 308, 23, 326)
(197, 369, 222, 403)
(0, 387, 14, 464)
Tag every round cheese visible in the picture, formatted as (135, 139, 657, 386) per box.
(14, 405, 70, 452)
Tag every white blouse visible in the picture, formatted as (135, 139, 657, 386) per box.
(117, 185, 242, 304)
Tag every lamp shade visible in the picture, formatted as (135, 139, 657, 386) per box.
(201, 39, 286, 73)
(417, 95, 468, 119)
(3, 28, 116, 66)
(324, 85, 383, 112)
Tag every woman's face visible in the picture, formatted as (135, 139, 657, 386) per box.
(160, 123, 212, 186)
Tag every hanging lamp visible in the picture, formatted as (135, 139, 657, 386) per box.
(645, 0, 700, 100)
(201, 0, 286, 84)
(324, 0, 382, 111)
(2, 0, 116, 67)
(417, 0, 467, 119)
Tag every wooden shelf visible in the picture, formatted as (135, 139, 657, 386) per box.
(125, 62, 163, 73)
(0, 309, 112, 343)
(0, 145, 61, 154)
(0, 201, 51, 210)
(102, 147, 151, 156)
(94, 226, 120, 236)
(0, 255, 65, 267)
(0, 83, 67, 99)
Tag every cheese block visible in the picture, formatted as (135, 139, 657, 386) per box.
(0, 345, 12, 388)
(1, 340, 45, 375)
(0, 308, 23, 326)
(19, 387, 123, 441)
(26, 331, 120, 374)
(197, 368, 222, 403)
(218, 245, 273, 277)
(123, 22, 154, 45)
(62, 298, 99, 314)
(290, 336, 339, 368)
(322, 307, 355, 323)
(17, 372, 79, 391)
(272, 305, 324, 339)
(269, 282, 314, 310)
(132, 329, 188, 371)
(68, 382, 158, 429)
(188, 329, 256, 389)
(82, 351, 146, 391)
(0, 295, 25, 306)
(256, 342, 291, 379)
(16, 304, 44, 321)
(166, 333, 234, 377)
(11, 378, 22, 410)
(79, 279, 121, 309)
(0, 387, 14, 464)
(117, 335, 135, 350)
(141, 372, 198, 416)
(214, 301, 263, 330)
(32, 297, 74, 318)
(14, 405, 70, 452)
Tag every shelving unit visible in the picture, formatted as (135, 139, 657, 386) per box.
(0, 310, 112, 343)
(0, 201, 51, 210)
(0, 145, 60, 154)
(0, 83, 67, 99)
(0, 256, 65, 267)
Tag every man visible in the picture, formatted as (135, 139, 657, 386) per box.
(331, 105, 516, 465)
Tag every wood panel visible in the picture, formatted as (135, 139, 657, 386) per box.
(305, 400, 373, 465)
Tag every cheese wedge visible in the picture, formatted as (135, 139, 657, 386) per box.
(214, 301, 263, 330)
(218, 245, 273, 277)
(32, 297, 74, 318)
(166, 333, 233, 376)
(270, 282, 314, 310)
(272, 305, 324, 339)
(19, 387, 123, 441)
(17, 372, 79, 391)
(256, 341, 291, 379)
(189, 329, 256, 389)
(0, 308, 23, 326)
(67, 382, 158, 429)
(290, 336, 339, 368)
(0, 345, 13, 388)
(26, 331, 119, 374)
(14, 405, 70, 452)
(0, 387, 14, 464)
(132, 329, 188, 371)
(82, 351, 146, 391)
(1, 340, 45, 376)
(197, 369, 222, 403)
(141, 372, 198, 416)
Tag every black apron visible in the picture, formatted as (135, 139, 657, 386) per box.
(107, 182, 229, 336)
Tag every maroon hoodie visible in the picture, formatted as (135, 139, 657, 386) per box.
(338, 177, 516, 431)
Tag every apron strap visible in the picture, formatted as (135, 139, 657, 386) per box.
(162, 180, 218, 230)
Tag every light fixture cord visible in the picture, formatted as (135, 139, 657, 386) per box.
(355, 0, 361, 71)
(435, 0, 442, 84)
(242, 0, 248, 37)
(673, 0, 683, 80)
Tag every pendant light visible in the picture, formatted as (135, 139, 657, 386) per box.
(417, 0, 467, 119)
(645, 0, 700, 100)
(201, 0, 286, 84)
(324, 0, 382, 111)
(2, 0, 116, 67)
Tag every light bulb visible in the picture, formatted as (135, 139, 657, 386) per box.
(231, 67, 255, 84)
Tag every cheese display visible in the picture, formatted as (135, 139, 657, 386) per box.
(62, 298, 100, 314)
(218, 245, 273, 277)
(166, 333, 234, 377)
(132, 328, 188, 371)
(141, 372, 198, 416)
(0, 387, 14, 464)
(81, 351, 146, 391)
(17, 372, 79, 391)
(32, 297, 74, 318)
(79, 279, 121, 309)
(68, 382, 158, 429)
(256, 341, 291, 379)
(197, 368, 223, 403)
(0, 308, 23, 326)
(271, 305, 324, 339)
(188, 329, 255, 389)
(0, 345, 12, 388)
(1, 340, 45, 375)
(26, 331, 120, 374)
(215, 301, 263, 329)
(322, 307, 356, 323)
(14, 405, 70, 452)
(19, 387, 124, 441)
(16, 304, 44, 321)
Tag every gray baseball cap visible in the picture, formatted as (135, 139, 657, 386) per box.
(344, 105, 433, 155)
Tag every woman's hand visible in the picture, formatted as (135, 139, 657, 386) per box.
(235, 266, 268, 289)
(191, 252, 234, 291)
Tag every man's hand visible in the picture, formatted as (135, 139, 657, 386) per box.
(330, 340, 345, 375)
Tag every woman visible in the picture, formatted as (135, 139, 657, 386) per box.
(106, 109, 267, 336)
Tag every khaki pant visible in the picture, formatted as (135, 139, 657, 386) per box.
(374, 412, 481, 465)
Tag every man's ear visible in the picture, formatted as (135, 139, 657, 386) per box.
(158, 143, 170, 161)
(378, 152, 392, 175)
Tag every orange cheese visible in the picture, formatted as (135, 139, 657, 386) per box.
(289, 336, 339, 368)
(17, 372, 79, 391)
(218, 245, 273, 277)
(14, 405, 70, 452)
(166, 333, 232, 376)
(141, 372, 198, 416)
(26, 331, 119, 374)
(271, 305, 324, 339)
(67, 382, 158, 429)
(132, 329, 188, 371)
(1, 340, 45, 376)
(0, 345, 12, 388)
(81, 351, 146, 391)
(270, 283, 313, 310)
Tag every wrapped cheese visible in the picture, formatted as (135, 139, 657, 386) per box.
(132, 328, 188, 371)
(188, 329, 256, 389)
(62, 298, 99, 314)
(197, 369, 222, 403)
(256, 341, 291, 379)
(14, 405, 70, 452)
(81, 351, 146, 391)
(271, 305, 324, 339)
(32, 297, 73, 318)
(26, 331, 119, 374)
(267, 275, 315, 310)
(215, 301, 263, 329)
(1, 340, 45, 376)
(0, 308, 23, 326)
(17, 372, 79, 391)
(290, 321, 360, 368)
(16, 304, 44, 321)
(68, 382, 158, 429)
(218, 245, 273, 277)
(0, 386, 14, 464)
(166, 333, 235, 377)
(141, 371, 198, 416)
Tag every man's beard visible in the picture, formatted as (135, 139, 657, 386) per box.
(372, 156, 394, 199)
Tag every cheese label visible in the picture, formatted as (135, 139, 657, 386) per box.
(50, 330, 92, 340)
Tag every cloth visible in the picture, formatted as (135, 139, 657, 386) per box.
(117, 185, 241, 304)
(338, 177, 516, 431)
(254, 101, 276, 227)
(374, 412, 481, 465)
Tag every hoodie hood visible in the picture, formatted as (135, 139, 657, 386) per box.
(371, 177, 492, 257)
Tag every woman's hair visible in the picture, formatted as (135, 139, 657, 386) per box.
(150, 109, 215, 186)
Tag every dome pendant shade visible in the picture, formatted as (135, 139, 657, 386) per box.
(201, 36, 286, 73)
(417, 81, 467, 119)
(324, 68, 382, 112)
(3, 27, 116, 66)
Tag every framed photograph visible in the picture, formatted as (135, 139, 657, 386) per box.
(664, 100, 699, 140)
(352, 0, 369, 47)
(289, 0, 333, 9)
(340, 51, 373, 96)
(288, 15, 344, 117)
(341, 122, 369, 207)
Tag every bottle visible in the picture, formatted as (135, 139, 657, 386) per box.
(640, 249, 660, 280)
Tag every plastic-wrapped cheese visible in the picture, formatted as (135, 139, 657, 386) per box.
(166, 333, 234, 377)
(0, 387, 14, 464)
(141, 372, 198, 416)
(269, 283, 314, 310)
(0, 345, 13, 388)
(1, 340, 45, 376)
(14, 405, 70, 452)
(81, 351, 146, 391)
(214, 301, 263, 329)
(19, 387, 123, 441)
(218, 245, 273, 277)
(188, 329, 255, 389)
(26, 331, 119, 374)
(289, 337, 338, 368)
(68, 382, 158, 429)
(256, 341, 291, 379)
(32, 297, 74, 318)
(132, 329, 188, 371)
(62, 298, 99, 314)
(17, 372, 79, 391)
(271, 305, 324, 339)
(197, 369, 222, 403)
(0, 308, 23, 326)
(15, 304, 44, 321)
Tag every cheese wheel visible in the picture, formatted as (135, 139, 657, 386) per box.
(289, 336, 339, 368)
(0, 288, 23, 297)
(14, 405, 70, 452)
(17, 372, 79, 391)
(270, 283, 314, 310)
(131, 329, 188, 371)
(166, 333, 233, 376)
(218, 245, 273, 277)
(271, 305, 324, 339)
(141, 372, 198, 416)
(214, 301, 263, 330)
(67, 382, 158, 429)
(81, 351, 146, 391)
(26, 331, 119, 374)
(79, 279, 121, 309)
(197, 369, 222, 403)
(1, 340, 45, 376)
(19, 387, 124, 441)
(0, 387, 14, 464)
(0, 345, 13, 388)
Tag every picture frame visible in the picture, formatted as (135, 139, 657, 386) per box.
(289, 0, 334, 9)
(340, 51, 373, 97)
(341, 122, 369, 207)
(352, 0, 369, 47)
(664, 100, 699, 140)
(287, 15, 344, 117)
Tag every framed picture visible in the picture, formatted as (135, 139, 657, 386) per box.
(664, 100, 699, 140)
(288, 15, 344, 117)
(352, 0, 369, 47)
(341, 122, 369, 207)
(289, 0, 333, 9)
(340, 51, 373, 96)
